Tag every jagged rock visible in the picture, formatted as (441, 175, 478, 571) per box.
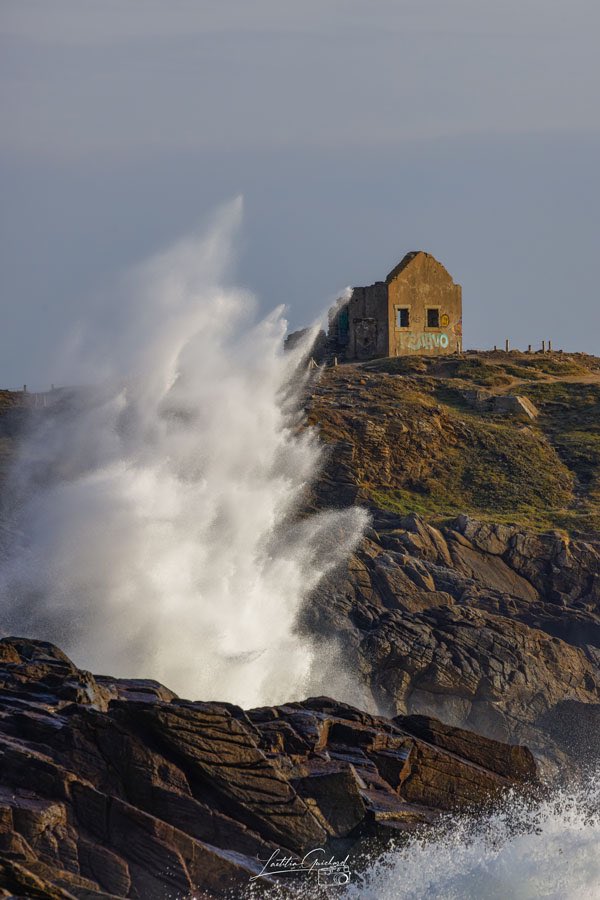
(0, 638, 536, 898)
(308, 515, 600, 770)
(298, 364, 600, 770)
(492, 394, 539, 419)
(461, 391, 539, 420)
(0, 857, 80, 899)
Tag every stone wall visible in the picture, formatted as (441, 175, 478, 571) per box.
(346, 281, 389, 360)
(387, 252, 462, 357)
(329, 252, 462, 362)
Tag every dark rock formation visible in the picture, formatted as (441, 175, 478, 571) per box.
(308, 514, 600, 769)
(0, 638, 536, 899)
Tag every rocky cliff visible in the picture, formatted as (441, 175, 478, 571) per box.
(304, 353, 600, 770)
(0, 352, 598, 896)
(0, 638, 536, 898)
(308, 513, 600, 769)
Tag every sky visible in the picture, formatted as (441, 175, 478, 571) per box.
(1, 0, 599, 389)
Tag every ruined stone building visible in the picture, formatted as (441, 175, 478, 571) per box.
(329, 251, 462, 361)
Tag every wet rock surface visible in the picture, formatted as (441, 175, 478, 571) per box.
(0, 638, 536, 899)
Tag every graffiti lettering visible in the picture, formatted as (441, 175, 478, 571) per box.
(396, 332, 450, 351)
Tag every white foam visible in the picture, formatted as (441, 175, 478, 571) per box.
(345, 777, 600, 900)
(242, 777, 600, 899)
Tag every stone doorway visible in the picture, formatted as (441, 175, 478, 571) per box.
(354, 318, 378, 360)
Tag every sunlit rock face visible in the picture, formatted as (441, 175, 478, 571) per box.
(0, 637, 536, 899)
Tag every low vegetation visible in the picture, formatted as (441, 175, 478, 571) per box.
(310, 352, 600, 535)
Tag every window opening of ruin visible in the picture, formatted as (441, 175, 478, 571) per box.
(396, 307, 410, 328)
(427, 308, 440, 328)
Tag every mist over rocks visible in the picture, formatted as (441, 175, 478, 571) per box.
(0, 637, 537, 899)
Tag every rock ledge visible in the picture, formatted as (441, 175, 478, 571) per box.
(0, 638, 536, 898)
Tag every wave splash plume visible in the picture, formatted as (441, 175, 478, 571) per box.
(245, 776, 600, 899)
(0, 199, 366, 707)
(343, 776, 600, 900)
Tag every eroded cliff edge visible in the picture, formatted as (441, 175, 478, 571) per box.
(0, 637, 536, 898)
(0, 352, 599, 897)
(304, 353, 600, 770)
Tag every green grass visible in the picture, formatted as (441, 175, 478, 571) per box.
(370, 488, 574, 532)
(515, 357, 588, 376)
(432, 385, 490, 414)
(366, 414, 574, 532)
(553, 430, 600, 474)
(313, 359, 600, 534)
(364, 352, 594, 386)
(522, 380, 600, 412)
(451, 359, 507, 386)
(349, 356, 600, 535)
(363, 357, 429, 375)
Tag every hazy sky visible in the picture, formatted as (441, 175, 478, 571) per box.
(2, 0, 599, 388)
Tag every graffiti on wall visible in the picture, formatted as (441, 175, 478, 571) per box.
(396, 332, 450, 351)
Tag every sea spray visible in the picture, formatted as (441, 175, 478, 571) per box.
(242, 775, 600, 899)
(0, 200, 367, 706)
(341, 775, 600, 900)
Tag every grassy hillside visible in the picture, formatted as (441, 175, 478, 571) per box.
(307, 351, 600, 535)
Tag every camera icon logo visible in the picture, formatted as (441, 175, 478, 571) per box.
(317, 864, 351, 886)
